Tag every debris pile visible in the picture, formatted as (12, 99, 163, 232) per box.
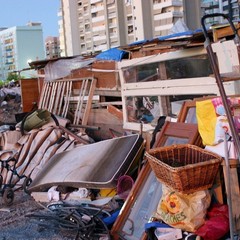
(0, 84, 22, 125)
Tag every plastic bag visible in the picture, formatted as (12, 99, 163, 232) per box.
(155, 185, 211, 232)
(195, 204, 229, 240)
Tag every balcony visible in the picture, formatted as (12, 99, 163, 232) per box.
(110, 36, 118, 43)
(91, 5, 104, 13)
(153, 0, 183, 10)
(92, 25, 105, 32)
(155, 23, 174, 32)
(94, 44, 108, 52)
(90, 0, 102, 4)
(93, 35, 106, 41)
(109, 23, 117, 28)
(127, 20, 133, 25)
(82, 0, 89, 6)
(108, 12, 116, 19)
(128, 35, 135, 44)
(154, 11, 183, 20)
(92, 15, 105, 23)
(108, 7, 117, 14)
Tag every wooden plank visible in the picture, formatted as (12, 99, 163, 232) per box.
(107, 105, 123, 120)
(212, 40, 240, 75)
(222, 160, 240, 232)
(212, 23, 240, 42)
(57, 81, 66, 116)
(53, 81, 63, 114)
(62, 81, 72, 118)
(48, 82, 58, 112)
(81, 78, 96, 126)
(38, 82, 48, 109)
(38, 81, 47, 109)
(20, 79, 40, 112)
(61, 81, 70, 117)
(74, 79, 88, 125)
(87, 108, 124, 140)
(158, 62, 171, 115)
(43, 82, 52, 110)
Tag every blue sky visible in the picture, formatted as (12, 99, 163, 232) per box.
(0, 0, 60, 39)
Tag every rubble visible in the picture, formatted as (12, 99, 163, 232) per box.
(0, 21, 240, 240)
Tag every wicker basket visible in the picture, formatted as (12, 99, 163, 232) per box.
(145, 144, 223, 194)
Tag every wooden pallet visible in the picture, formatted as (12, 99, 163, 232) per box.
(38, 78, 97, 126)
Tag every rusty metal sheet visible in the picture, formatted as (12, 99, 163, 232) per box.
(28, 134, 143, 192)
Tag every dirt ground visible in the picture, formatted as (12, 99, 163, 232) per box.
(0, 91, 84, 240)
(0, 190, 79, 240)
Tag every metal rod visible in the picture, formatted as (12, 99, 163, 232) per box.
(201, 13, 240, 163)
(57, 125, 90, 145)
(205, 45, 240, 162)
(68, 124, 100, 130)
(224, 134, 234, 240)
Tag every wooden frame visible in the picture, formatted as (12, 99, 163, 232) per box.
(38, 78, 96, 126)
(177, 96, 217, 123)
(111, 162, 161, 240)
(153, 121, 200, 148)
(111, 121, 201, 239)
(117, 46, 240, 133)
(177, 100, 197, 123)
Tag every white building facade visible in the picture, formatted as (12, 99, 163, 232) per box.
(59, 0, 239, 57)
(0, 24, 45, 80)
(59, 0, 203, 56)
(202, 0, 239, 25)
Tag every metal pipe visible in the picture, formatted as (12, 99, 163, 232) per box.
(224, 134, 234, 240)
(201, 13, 240, 163)
(68, 124, 100, 131)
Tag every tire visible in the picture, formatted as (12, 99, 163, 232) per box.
(23, 177, 32, 194)
(3, 187, 14, 206)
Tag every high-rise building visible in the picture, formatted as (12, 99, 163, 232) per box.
(58, 0, 210, 56)
(45, 36, 61, 59)
(202, 0, 239, 25)
(0, 23, 45, 80)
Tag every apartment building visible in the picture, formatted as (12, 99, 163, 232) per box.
(59, 0, 206, 56)
(45, 36, 61, 59)
(202, 0, 239, 25)
(0, 23, 45, 80)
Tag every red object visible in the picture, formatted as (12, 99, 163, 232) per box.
(117, 175, 134, 200)
(195, 204, 229, 240)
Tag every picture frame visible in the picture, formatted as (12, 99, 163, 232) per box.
(111, 121, 201, 239)
(177, 96, 216, 123)
(153, 121, 200, 148)
(177, 100, 197, 123)
(111, 162, 161, 240)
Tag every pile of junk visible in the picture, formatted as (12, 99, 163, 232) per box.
(1, 13, 240, 240)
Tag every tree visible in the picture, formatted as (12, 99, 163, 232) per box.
(6, 72, 20, 82)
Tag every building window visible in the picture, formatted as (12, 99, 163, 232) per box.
(85, 24, 90, 30)
(92, 12, 97, 18)
(128, 26, 133, 33)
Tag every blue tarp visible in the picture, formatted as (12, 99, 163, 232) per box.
(95, 47, 128, 61)
(129, 28, 203, 46)
(95, 29, 204, 61)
